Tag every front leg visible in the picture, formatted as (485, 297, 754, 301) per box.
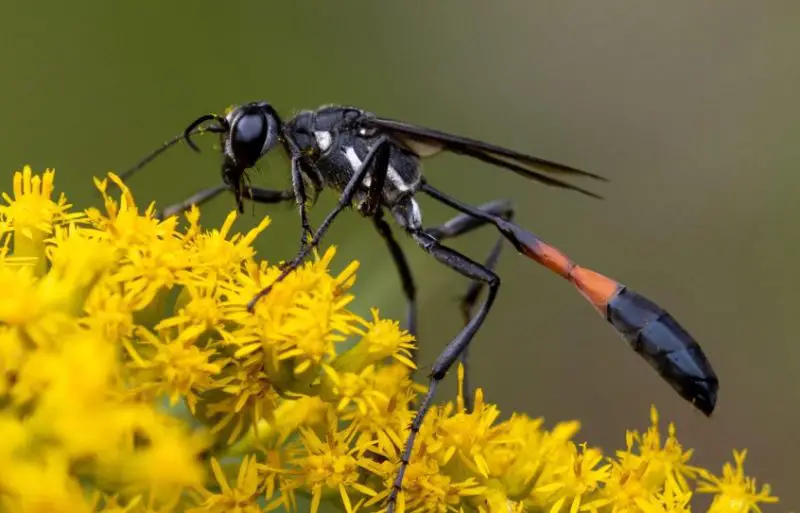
(275, 157, 316, 273)
(290, 156, 314, 248)
(157, 183, 293, 220)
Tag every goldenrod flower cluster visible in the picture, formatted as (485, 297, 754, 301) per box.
(0, 166, 780, 513)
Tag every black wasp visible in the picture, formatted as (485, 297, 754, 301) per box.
(121, 102, 718, 512)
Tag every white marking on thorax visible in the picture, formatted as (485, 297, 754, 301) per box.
(314, 131, 332, 152)
(408, 198, 422, 229)
(343, 145, 410, 192)
(391, 197, 423, 231)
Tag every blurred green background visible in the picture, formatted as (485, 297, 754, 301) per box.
(1, 1, 798, 506)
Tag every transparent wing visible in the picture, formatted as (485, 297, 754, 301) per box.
(365, 116, 607, 199)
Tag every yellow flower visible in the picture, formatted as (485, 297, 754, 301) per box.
(0, 452, 92, 513)
(94, 408, 209, 501)
(287, 413, 377, 513)
(44, 223, 118, 316)
(697, 450, 779, 513)
(113, 227, 189, 310)
(238, 394, 330, 451)
(0, 327, 26, 396)
(188, 455, 263, 513)
(82, 279, 136, 344)
(535, 443, 609, 513)
(0, 167, 781, 513)
(90, 493, 144, 513)
(157, 282, 237, 341)
(180, 207, 271, 284)
(331, 307, 417, 374)
(642, 478, 694, 513)
(0, 229, 112, 347)
(127, 325, 225, 413)
(0, 264, 49, 331)
(86, 173, 165, 250)
(339, 363, 420, 459)
(590, 448, 656, 512)
(429, 386, 501, 479)
(363, 450, 487, 513)
(227, 246, 361, 393)
(319, 364, 383, 414)
(199, 354, 282, 444)
(87, 174, 185, 312)
(618, 405, 700, 492)
(0, 166, 83, 275)
(490, 414, 580, 507)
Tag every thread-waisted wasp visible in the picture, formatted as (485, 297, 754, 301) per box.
(121, 102, 719, 512)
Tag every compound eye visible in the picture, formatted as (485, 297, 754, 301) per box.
(231, 112, 268, 166)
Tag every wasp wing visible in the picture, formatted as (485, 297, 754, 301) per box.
(364, 116, 606, 199)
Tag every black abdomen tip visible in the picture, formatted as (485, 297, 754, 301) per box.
(690, 376, 718, 416)
(608, 288, 719, 416)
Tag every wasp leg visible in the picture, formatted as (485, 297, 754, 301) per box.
(372, 209, 419, 368)
(157, 184, 293, 220)
(386, 228, 499, 513)
(248, 136, 393, 311)
(371, 199, 513, 403)
(157, 184, 228, 220)
(423, 199, 513, 412)
(288, 155, 314, 251)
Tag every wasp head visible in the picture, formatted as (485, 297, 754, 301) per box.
(183, 102, 283, 213)
(222, 102, 282, 168)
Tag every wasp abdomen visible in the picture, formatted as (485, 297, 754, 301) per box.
(607, 288, 718, 416)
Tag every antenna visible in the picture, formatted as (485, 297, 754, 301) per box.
(117, 113, 229, 183)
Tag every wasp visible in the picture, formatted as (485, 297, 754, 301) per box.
(122, 102, 718, 512)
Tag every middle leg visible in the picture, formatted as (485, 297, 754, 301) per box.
(372, 209, 419, 368)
